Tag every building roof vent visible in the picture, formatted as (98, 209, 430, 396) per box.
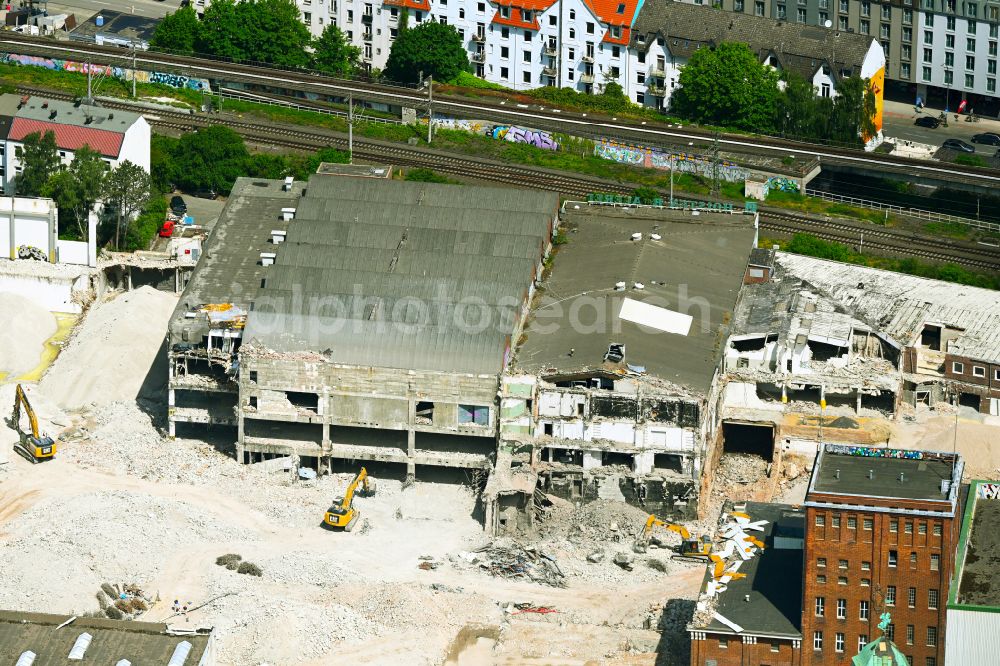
(167, 641, 193, 666)
(834, 469, 840, 479)
(271, 230, 286, 244)
(16, 652, 37, 666)
(941, 479, 951, 495)
(260, 252, 276, 267)
(898, 472, 905, 483)
(614, 281, 626, 291)
(867, 469, 874, 480)
(280, 207, 296, 221)
(650, 233, 662, 241)
(630, 232, 642, 241)
(283, 176, 294, 191)
(633, 282, 645, 290)
(68, 633, 93, 660)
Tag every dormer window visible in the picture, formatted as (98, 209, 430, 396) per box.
(610, 25, 621, 38)
(617, 2, 626, 11)
(499, 5, 510, 18)
(523, 9, 533, 20)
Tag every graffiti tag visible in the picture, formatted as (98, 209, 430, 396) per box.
(595, 139, 750, 182)
(491, 125, 559, 150)
(0, 53, 210, 91)
(979, 483, 1000, 499)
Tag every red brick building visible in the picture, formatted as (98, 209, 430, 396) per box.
(800, 445, 963, 666)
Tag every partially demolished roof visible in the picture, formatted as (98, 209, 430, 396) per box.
(775, 253, 1000, 363)
(239, 175, 557, 375)
(690, 501, 804, 638)
(514, 206, 756, 395)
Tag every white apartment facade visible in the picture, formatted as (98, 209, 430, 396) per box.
(193, 0, 878, 110)
(915, 9, 1000, 107)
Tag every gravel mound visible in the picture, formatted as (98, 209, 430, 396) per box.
(0, 291, 57, 376)
(40, 287, 178, 410)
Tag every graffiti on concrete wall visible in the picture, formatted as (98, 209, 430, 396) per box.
(428, 115, 485, 133)
(0, 53, 210, 91)
(765, 176, 800, 195)
(491, 125, 559, 150)
(594, 139, 750, 182)
(978, 483, 1000, 499)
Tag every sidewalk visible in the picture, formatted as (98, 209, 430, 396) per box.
(883, 98, 1000, 133)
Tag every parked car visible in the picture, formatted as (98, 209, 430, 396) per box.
(943, 138, 976, 153)
(170, 195, 187, 214)
(191, 188, 218, 200)
(914, 116, 942, 128)
(159, 220, 175, 238)
(972, 132, 1000, 145)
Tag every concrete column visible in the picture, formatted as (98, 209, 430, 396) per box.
(167, 388, 176, 438)
(856, 387, 862, 413)
(407, 429, 415, 456)
(634, 450, 655, 475)
(236, 413, 245, 464)
(582, 450, 602, 470)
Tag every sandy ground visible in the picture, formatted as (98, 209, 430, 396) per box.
(0, 291, 57, 378)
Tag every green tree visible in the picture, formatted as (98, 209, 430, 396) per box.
(671, 42, 779, 132)
(313, 24, 360, 76)
(150, 134, 180, 193)
(384, 21, 470, 84)
(41, 145, 107, 239)
(150, 5, 200, 55)
(173, 126, 250, 195)
(195, 0, 246, 61)
(103, 161, 152, 251)
(828, 76, 877, 145)
(17, 130, 60, 196)
(238, 0, 313, 67)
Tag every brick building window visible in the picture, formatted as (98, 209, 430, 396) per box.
(910, 553, 918, 568)
(889, 551, 898, 567)
(839, 559, 848, 569)
(818, 558, 827, 568)
(907, 624, 915, 645)
(974, 366, 986, 377)
(860, 600, 869, 620)
(933, 523, 942, 536)
(818, 574, 827, 584)
(839, 576, 848, 585)
(832, 514, 841, 527)
(719, 638, 728, 648)
(926, 657, 936, 666)
(836, 633, 845, 652)
(886, 624, 895, 641)
(927, 626, 937, 646)
(863, 518, 874, 530)
(816, 514, 826, 526)
(814, 631, 823, 650)
(886, 586, 896, 606)
(816, 597, 826, 616)
(919, 522, 927, 535)
(953, 361, 965, 373)
(858, 635, 868, 651)
(862, 561, 871, 571)
(837, 599, 846, 618)
(931, 554, 940, 571)
(862, 578, 871, 586)
(929, 589, 939, 609)
(890, 520, 899, 532)
(908, 587, 916, 607)
(905, 521, 913, 534)
(848, 517, 857, 529)
(770, 642, 780, 652)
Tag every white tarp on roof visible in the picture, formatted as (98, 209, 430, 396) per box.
(619, 297, 692, 335)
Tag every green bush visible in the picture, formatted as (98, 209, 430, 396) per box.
(237, 561, 263, 576)
(955, 153, 987, 167)
(215, 553, 243, 569)
(121, 198, 169, 252)
(404, 168, 456, 183)
(448, 71, 511, 91)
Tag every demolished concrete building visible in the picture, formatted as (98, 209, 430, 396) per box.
(492, 205, 759, 529)
(167, 174, 558, 478)
(720, 251, 1000, 477)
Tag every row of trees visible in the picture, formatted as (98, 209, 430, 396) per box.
(152, 0, 360, 75)
(671, 42, 877, 146)
(17, 131, 151, 249)
(152, 1, 470, 83)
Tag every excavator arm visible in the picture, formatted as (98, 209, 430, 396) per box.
(339, 467, 368, 512)
(13, 384, 40, 439)
(324, 467, 376, 531)
(10, 384, 55, 463)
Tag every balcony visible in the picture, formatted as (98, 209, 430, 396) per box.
(542, 65, 557, 76)
(544, 44, 558, 56)
(361, 12, 373, 23)
(580, 72, 595, 83)
(581, 54, 594, 63)
(649, 66, 666, 78)
(473, 32, 486, 43)
(647, 82, 666, 96)
(363, 31, 373, 41)
(471, 51, 486, 63)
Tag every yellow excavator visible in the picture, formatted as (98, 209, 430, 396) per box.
(637, 514, 713, 560)
(9, 384, 56, 463)
(323, 467, 376, 531)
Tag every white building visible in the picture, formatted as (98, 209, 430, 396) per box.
(192, 0, 881, 109)
(0, 93, 151, 195)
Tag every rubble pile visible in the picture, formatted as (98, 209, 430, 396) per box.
(464, 542, 567, 588)
(713, 453, 769, 498)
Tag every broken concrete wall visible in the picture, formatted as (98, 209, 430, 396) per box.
(537, 470, 697, 521)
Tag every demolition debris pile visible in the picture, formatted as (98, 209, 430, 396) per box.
(0, 291, 56, 376)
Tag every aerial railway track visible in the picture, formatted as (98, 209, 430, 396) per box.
(20, 86, 999, 273)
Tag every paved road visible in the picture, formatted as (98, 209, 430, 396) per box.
(40, 0, 178, 20)
(883, 99, 1000, 156)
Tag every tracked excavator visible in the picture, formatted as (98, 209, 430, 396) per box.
(9, 384, 56, 463)
(635, 514, 713, 560)
(323, 467, 376, 531)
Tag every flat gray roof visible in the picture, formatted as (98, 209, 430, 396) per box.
(699, 502, 804, 638)
(954, 482, 1000, 608)
(225, 175, 558, 374)
(0, 610, 212, 665)
(514, 206, 755, 395)
(809, 445, 961, 502)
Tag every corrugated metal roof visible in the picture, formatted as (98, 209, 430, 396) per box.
(9, 117, 124, 157)
(0, 611, 212, 665)
(776, 254, 1000, 363)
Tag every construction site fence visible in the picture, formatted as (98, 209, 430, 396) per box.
(805, 188, 1000, 233)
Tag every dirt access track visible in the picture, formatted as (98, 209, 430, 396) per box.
(0, 417, 699, 665)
